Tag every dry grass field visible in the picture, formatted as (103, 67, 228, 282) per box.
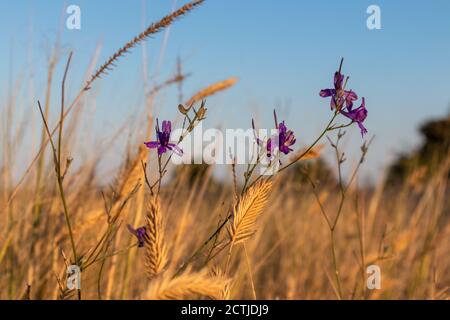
(0, 0, 449, 300)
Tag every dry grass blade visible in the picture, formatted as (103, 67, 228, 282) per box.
(289, 144, 324, 162)
(118, 145, 147, 200)
(0, 232, 13, 265)
(19, 285, 31, 300)
(229, 180, 273, 246)
(147, 269, 227, 300)
(144, 197, 168, 278)
(85, 0, 204, 90)
(186, 77, 238, 106)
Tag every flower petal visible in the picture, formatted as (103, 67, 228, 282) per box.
(144, 141, 160, 149)
(320, 89, 335, 97)
(280, 145, 290, 154)
(344, 90, 358, 111)
(330, 97, 338, 110)
(334, 72, 344, 90)
(355, 108, 368, 122)
(127, 225, 146, 247)
(334, 71, 344, 90)
(168, 143, 183, 156)
(162, 120, 171, 133)
(345, 90, 358, 101)
(158, 146, 167, 155)
(278, 121, 287, 134)
(358, 122, 368, 137)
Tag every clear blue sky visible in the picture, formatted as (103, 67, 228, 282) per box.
(1, 0, 450, 181)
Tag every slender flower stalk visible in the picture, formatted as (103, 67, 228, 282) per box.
(37, 52, 81, 300)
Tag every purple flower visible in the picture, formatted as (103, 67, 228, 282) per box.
(341, 97, 368, 137)
(278, 121, 296, 154)
(321, 60, 369, 138)
(144, 119, 182, 156)
(127, 224, 146, 248)
(267, 121, 296, 158)
(320, 71, 358, 110)
(253, 114, 296, 158)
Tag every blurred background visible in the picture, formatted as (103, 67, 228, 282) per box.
(1, 0, 450, 183)
(0, 0, 449, 300)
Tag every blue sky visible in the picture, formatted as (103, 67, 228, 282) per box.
(1, 0, 450, 181)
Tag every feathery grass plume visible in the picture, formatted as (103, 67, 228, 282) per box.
(210, 266, 232, 299)
(85, 0, 204, 90)
(228, 180, 273, 246)
(146, 268, 227, 300)
(148, 72, 191, 97)
(58, 288, 76, 300)
(117, 145, 147, 200)
(186, 77, 238, 106)
(144, 197, 168, 278)
(55, 275, 76, 300)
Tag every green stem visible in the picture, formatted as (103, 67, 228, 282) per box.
(330, 231, 343, 299)
(173, 213, 232, 277)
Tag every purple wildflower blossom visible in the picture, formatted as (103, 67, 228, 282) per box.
(320, 71, 358, 110)
(144, 119, 182, 156)
(321, 60, 369, 137)
(278, 121, 296, 154)
(266, 121, 296, 158)
(340, 97, 368, 137)
(127, 224, 146, 248)
(252, 115, 296, 158)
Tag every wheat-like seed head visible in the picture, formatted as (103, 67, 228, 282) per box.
(146, 268, 228, 300)
(210, 266, 232, 299)
(228, 180, 273, 246)
(55, 276, 76, 300)
(144, 197, 168, 279)
(85, 0, 204, 90)
(149, 72, 191, 97)
(186, 77, 238, 106)
(58, 288, 76, 300)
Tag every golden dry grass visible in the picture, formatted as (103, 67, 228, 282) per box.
(1, 152, 449, 299)
(0, 0, 449, 301)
